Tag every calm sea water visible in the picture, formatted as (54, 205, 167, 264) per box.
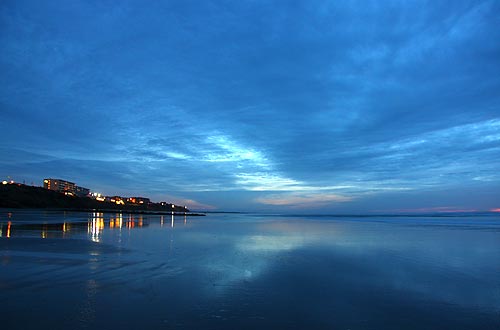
(0, 210, 499, 329)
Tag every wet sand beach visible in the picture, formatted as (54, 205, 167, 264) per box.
(1, 210, 499, 329)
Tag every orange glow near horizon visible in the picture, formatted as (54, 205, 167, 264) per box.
(491, 208, 500, 213)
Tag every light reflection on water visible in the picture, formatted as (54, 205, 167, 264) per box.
(0, 210, 499, 329)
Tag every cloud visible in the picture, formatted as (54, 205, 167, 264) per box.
(1, 1, 499, 211)
(202, 134, 271, 167)
(256, 192, 353, 208)
(234, 172, 301, 191)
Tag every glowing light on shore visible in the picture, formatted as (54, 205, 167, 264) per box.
(491, 208, 500, 213)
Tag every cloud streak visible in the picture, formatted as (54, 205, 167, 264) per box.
(256, 193, 353, 209)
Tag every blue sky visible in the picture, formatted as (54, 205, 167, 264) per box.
(1, 0, 499, 212)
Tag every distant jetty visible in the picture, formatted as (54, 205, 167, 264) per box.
(0, 183, 205, 216)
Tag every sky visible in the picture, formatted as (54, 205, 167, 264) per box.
(1, 0, 499, 213)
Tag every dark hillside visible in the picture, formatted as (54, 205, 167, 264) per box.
(0, 184, 189, 212)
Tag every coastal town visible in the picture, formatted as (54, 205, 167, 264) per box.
(1, 177, 189, 212)
(41, 178, 181, 208)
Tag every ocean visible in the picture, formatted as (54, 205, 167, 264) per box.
(1, 210, 499, 329)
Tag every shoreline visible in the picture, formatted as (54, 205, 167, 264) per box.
(0, 184, 199, 214)
(0, 207, 205, 217)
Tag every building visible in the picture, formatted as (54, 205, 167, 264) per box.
(127, 197, 151, 205)
(107, 196, 125, 205)
(75, 186, 90, 197)
(44, 178, 76, 194)
(43, 178, 89, 197)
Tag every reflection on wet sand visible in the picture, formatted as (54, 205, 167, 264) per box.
(0, 211, 190, 241)
(165, 212, 188, 228)
(1, 210, 499, 330)
(0, 212, 153, 241)
(89, 213, 105, 242)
